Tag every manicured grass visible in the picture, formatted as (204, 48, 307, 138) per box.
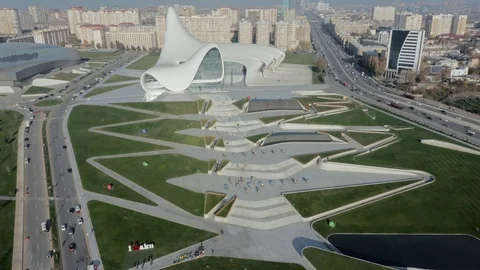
(285, 181, 413, 218)
(127, 55, 160, 70)
(233, 98, 249, 110)
(88, 62, 104, 67)
(315, 105, 344, 112)
(215, 199, 234, 218)
(247, 133, 269, 143)
(345, 132, 392, 146)
(164, 257, 304, 270)
(205, 136, 215, 147)
(218, 160, 229, 170)
(283, 52, 314, 65)
(0, 111, 23, 196)
(68, 105, 169, 205)
(0, 200, 15, 270)
(259, 114, 303, 124)
(117, 101, 199, 115)
(452, 98, 480, 114)
(104, 119, 205, 147)
(79, 51, 121, 60)
(23, 86, 52, 95)
(84, 83, 136, 98)
(291, 148, 354, 164)
(88, 201, 217, 270)
(98, 154, 208, 215)
(295, 96, 347, 109)
(205, 100, 213, 112)
(216, 139, 225, 148)
(104, 75, 139, 84)
(34, 99, 63, 107)
(52, 72, 79, 81)
(314, 123, 480, 238)
(204, 193, 225, 214)
(303, 248, 386, 270)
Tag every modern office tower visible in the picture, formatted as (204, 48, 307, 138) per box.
(394, 12, 422, 30)
(0, 8, 22, 35)
(155, 15, 166, 48)
(256, 20, 271, 46)
(67, 7, 85, 35)
(451, 15, 467, 35)
(246, 9, 278, 24)
(179, 15, 231, 43)
(18, 10, 35, 31)
(28, 6, 48, 23)
(385, 30, 425, 77)
(283, 9, 296, 22)
(212, 7, 238, 27)
(378, 31, 390, 44)
(372, 6, 396, 22)
(238, 20, 253, 44)
(33, 26, 69, 46)
(426, 14, 453, 38)
(282, 0, 290, 15)
(106, 26, 157, 50)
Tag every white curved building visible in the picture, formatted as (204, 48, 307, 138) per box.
(141, 7, 286, 94)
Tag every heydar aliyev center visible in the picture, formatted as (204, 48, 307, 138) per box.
(140, 7, 287, 96)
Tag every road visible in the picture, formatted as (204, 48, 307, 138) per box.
(308, 18, 480, 147)
(23, 112, 52, 270)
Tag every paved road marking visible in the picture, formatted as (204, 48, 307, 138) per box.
(36, 244, 39, 249)
(35, 204, 37, 209)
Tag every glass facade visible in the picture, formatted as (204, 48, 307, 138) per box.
(193, 48, 223, 81)
(387, 30, 409, 70)
(223, 61, 246, 85)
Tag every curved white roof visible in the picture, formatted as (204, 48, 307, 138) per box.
(141, 7, 285, 93)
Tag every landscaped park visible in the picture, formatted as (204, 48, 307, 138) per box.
(68, 90, 480, 269)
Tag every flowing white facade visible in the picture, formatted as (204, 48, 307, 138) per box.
(141, 7, 285, 96)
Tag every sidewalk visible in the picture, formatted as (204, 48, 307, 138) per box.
(12, 120, 25, 270)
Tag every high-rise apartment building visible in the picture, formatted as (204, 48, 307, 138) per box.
(19, 10, 35, 31)
(295, 17, 311, 44)
(212, 7, 238, 27)
(67, 7, 85, 35)
(155, 15, 166, 48)
(106, 25, 157, 50)
(0, 8, 22, 35)
(28, 6, 48, 23)
(81, 10, 140, 26)
(394, 12, 422, 30)
(426, 14, 453, 38)
(283, 9, 296, 22)
(378, 31, 389, 44)
(451, 15, 467, 35)
(274, 20, 297, 51)
(238, 20, 253, 44)
(317, 3, 330, 12)
(33, 26, 69, 46)
(385, 30, 425, 77)
(372, 6, 396, 22)
(256, 20, 271, 46)
(77, 24, 107, 46)
(179, 15, 231, 43)
(171, 4, 195, 17)
(246, 9, 278, 23)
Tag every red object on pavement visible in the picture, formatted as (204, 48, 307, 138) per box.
(25, 236, 30, 240)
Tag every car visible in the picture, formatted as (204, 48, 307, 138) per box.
(25, 138, 29, 142)
(61, 224, 66, 231)
(38, 97, 43, 100)
(75, 204, 81, 213)
(46, 250, 54, 258)
(63, 145, 67, 149)
(25, 158, 30, 164)
(77, 217, 83, 224)
(69, 243, 76, 251)
(68, 227, 75, 235)
(24, 144, 29, 149)
(67, 168, 72, 173)
(68, 208, 75, 214)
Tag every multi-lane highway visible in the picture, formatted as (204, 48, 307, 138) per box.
(309, 18, 480, 147)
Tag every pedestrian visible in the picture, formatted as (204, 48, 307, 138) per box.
(212, 249, 214, 255)
(200, 240, 203, 245)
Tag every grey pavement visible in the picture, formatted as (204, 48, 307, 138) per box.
(12, 120, 25, 270)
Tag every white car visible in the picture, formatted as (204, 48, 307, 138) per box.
(24, 158, 30, 164)
(74, 204, 81, 213)
(77, 217, 83, 224)
(61, 224, 66, 231)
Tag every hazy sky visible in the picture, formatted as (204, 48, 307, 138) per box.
(5, 0, 429, 10)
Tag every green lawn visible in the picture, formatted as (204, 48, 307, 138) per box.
(23, 86, 52, 95)
(68, 105, 169, 204)
(117, 101, 199, 115)
(88, 201, 216, 270)
(88, 62, 104, 67)
(345, 132, 392, 146)
(246, 133, 269, 144)
(215, 199, 234, 217)
(0, 200, 15, 270)
(259, 114, 304, 124)
(34, 99, 63, 107)
(204, 193, 225, 214)
(84, 83, 136, 98)
(233, 98, 249, 110)
(79, 51, 121, 60)
(127, 54, 160, 70)
(104, 119, 205, 147)
(295, 96, 347, 109)
(98, 154, 208, 215)
(303, 248, 386, 270)
(285, 181, 414, 218)
(0, 111, 23, 196)
(314, 121, 480, 238)
(52, 72, 78, 81)
(283, 52, 314, 65)
(164, 257, 304, 270)
(104, 75, 139, 84)
(291, 148, 354, 164)
(216, 139, 225, 147)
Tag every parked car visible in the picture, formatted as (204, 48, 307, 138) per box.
(69, 243, 76, 251)
(77, 217, 83, 224)
(61, 224, 67, 231)
(68, 227, 75, 235)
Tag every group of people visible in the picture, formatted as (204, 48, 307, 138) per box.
(172, 245, 205, 264)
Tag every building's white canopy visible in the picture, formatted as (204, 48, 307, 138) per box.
(141, 7, 285, 93)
